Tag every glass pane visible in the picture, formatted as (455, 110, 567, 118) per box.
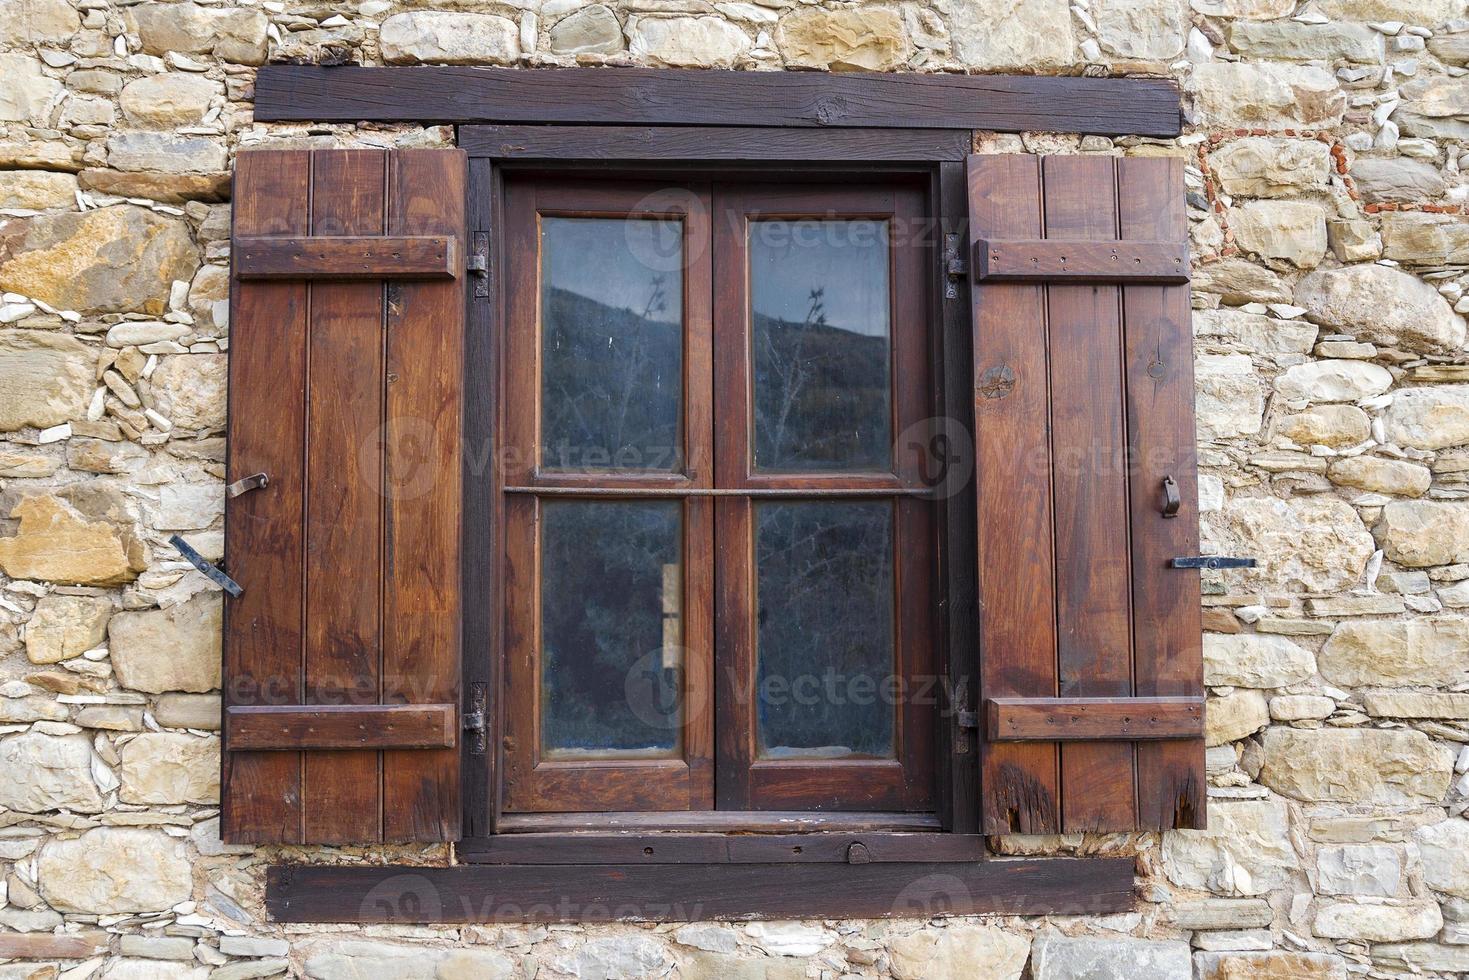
(540, 500, 683, 758)
(540, 217, 683, 472)
(754, 501, 895, 758)
(750, 220, 892, 472)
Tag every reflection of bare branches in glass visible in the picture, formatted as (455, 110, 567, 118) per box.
(756, 285, 825, 465)
(610, 274, 667, 458)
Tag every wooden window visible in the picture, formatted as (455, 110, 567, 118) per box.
(499, 178, 935, 819)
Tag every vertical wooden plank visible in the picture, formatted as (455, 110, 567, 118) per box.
(301, 150, 386, 844)
(383, 149, 466, 841)
(969, 155, 1060, 835)
(223, 150, 310, 844)
(1041, 156, 1138, 832)
(1119, 156, 1205, 830)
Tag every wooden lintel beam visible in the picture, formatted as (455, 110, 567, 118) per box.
(233, 235, 458, 280)
(254, 66, 1183, 138)
(227, 704, 458, 751)
(974, 239, 1190, 283)
(986, 697, 1204, 742)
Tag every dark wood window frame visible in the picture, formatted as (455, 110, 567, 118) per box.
(254, 65, 1180, 922)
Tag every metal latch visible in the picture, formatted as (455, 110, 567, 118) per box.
(464, 682, 487, 755)
(468, 232, 489, 298)
(227, 472, 268, 499)
(1171, 556, 1257, 570)
(1161, 475, 1180, 518)
(957, 709, 978, 730)
(169, 534, 243, 598)
(943, 233, 968, 300)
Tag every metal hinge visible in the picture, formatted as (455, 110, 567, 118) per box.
(1171, 556, 1257, 570)
(957, 709, 978, 730)
(168, 534, 243, 598)
(943, 233, 968, 300)
(468, 232, 489, 298)
(463, 682, 487, 755)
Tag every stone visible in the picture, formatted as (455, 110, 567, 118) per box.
(106, 321, 189, 347)
(1209, 138, 1330, 198)
(0, 732, 104, 813)
(0, 449, 58, 477)
(1382, 212, 1469, 265)
(1373, 943, 1469, 972)
(187, 264, 228, 330)
(1260, 728, 1454, 805)
(744, 923, 831, 957)
(0, 330, 93, 432)
(0, 932, 107, 960)
(128, 3, 269, 65)
(1190, 0, 1293, 16)
(0, 494, 144, 586)
(1385, 386, 1469, 450)
(380, 12, 520, 65)
(1274, 360, 1392, 403)
(109, 594, 222, 694)
(1231, 201, 1326, 269)
(1194, 952, 1346, 980)
(1030, 936, 1190, 979)
(75, 705, 143, 731)
(1363, 692, 1469, 717)
(0, 55, 62, 125)
(1202, 497, 1373, 594)
(888, 925, 1029, 980)
(79, 169, 230, 205)
(1320, 618, 1469, 687)
(0, 171, 78, 210)
(1315, 844, 1400, 896)
(1375, 501, 1469, 567)
(119, 74, 221, 129)
(1206, 689, 1269, 746)
(154, 694, 220, 730)
(0, 206, 199, 315)
(1352, 158, 1446, 204)
(1194, 309, 1317, 355)
(1270, 694, 1335, 721)
(777, 8, 909, 71)
(627, 16, 749, 68)
(38, 828, 191, 913)
(1414, 818, 1469, 897)
(1314, 0, 1460, 20)
(0, 0, 79, 43)
(935, 0, 1073, 71)
(1191, 63, 1345, 130)
(68, 438, 149, 475)
(1314, 900, 1442, 942)
(107, 134, 227, 175)
(1092, 0, 1186, 60)
(1295, 264, 1464, 355)
(1169, 899, 1274, 930)
(1327, 456, 1431, 496)
(120, 936, 196, 960)
(1327, 219, 1380, 262)
(1274, 405, 1371, 449)
(548, 5, 624, 55)
(676, 952, 804, 980)
(1193, 258, 1291, 305)
(119, 732, 219, 805)
(150, 354, 225, 430)
(1228, 22, 1379, 63)
(1163, 798, 1298, 896)
(219, 937, 290, 958)
(99, 961, 207, 980)
(25, 594, 110, 664)
(1195, 354, 1264, 439)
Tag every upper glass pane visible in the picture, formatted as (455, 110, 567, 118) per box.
(540, 499, 683, 758)
(540, 217, 683, 472)
(754, 500, 896, 759)
(749, 220, 892, 472)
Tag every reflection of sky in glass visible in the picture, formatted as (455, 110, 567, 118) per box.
(542, 217, 683, 323)
(749, 221, 890, 337)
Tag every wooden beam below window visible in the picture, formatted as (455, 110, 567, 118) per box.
(266, 857, 1136, 921)
(986, 697, 1204, 742)
(253, 66, 1182, 138)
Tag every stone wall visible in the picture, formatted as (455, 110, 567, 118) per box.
(2, 0, 1469, 976)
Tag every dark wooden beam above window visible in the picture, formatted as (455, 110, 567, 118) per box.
(253, 66, 1182, 138)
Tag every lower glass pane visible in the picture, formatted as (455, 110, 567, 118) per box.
(754, 500, 896, 759)
(540, 500, 683, 758)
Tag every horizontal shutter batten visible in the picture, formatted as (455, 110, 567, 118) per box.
(227, 705, 458, 751)
(986, 697, 1204, 742)
(234, 235, 459, 279)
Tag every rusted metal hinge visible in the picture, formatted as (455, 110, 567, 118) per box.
(943, 233, 967, 300)
(463, 682, 488, 755)
(169, 534, 243, 598)
(1171, 556, 1257, 570)
(468, 232, 490, 298)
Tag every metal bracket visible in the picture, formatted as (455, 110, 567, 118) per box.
(464, 682, 488, 755)
(168, 534, 243, 598)
(469, 232, 490, 298)
(942, 233, 967, 300)
(226, 472, 269, 499)
(1171, 556, 1257, 570)
(1161, 475, 1180, 518)
(957, 709, 978, 730)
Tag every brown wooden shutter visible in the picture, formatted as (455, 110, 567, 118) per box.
(968, 153, 1205, 834)
(222, 148, 466, 844)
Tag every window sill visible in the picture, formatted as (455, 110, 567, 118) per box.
(265, 857, 1136, 922)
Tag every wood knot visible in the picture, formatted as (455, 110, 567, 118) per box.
(977, 364, 1016, 400)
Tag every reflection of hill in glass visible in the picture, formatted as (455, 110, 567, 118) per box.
(752, 308, 890, 471)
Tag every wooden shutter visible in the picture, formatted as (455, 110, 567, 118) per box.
(222, 148, 466, 844)
(968, 154, 1204, 834)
